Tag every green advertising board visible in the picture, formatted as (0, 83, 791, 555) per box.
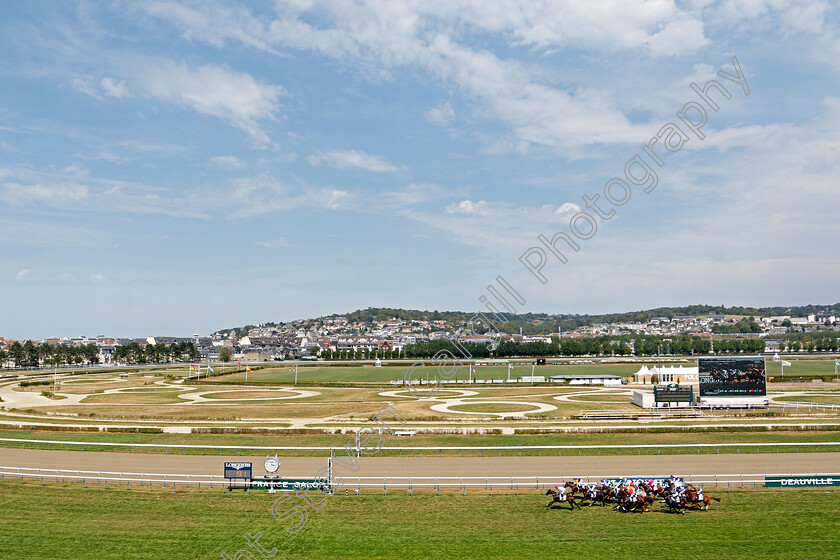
(654, 384, 694, 404)
(252, 477, 330, 492)
(765, 475, 840, 487)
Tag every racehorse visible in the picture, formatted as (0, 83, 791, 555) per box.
(640, 481, 666, 498)
(685, 489, 721, 510)
(545, 488, 581, 511)
(564, 481, 584, 496)
(662, 490, 688, 514)
(579, 484, 610, 507)
(616, 487, 653, 513)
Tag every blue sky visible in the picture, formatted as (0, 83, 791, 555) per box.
(2, 1, 839, 339)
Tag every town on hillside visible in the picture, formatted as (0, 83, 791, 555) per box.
(1, 305, 838, 368)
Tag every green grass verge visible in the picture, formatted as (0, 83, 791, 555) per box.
(1, 485, 838, 559)
(1, 428, 839, 457)
(447, 403, 541, 413)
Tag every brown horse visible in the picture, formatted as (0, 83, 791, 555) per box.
(640, 481, 667, 498)
(564, 481, 584, 496)
(545, 488, 581, 511)
(685, 490, 721, 510)
(616, 487, 653, 513)
(579, 484, 610, 507)
(662, 490, 688, 514)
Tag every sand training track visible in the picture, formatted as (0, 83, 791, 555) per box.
(1, 448, 837, 478)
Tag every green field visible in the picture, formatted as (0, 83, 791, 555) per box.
(210, 363, 643, 384)
(1, 485, 837, 559)
(202, 358, 839, 385)
(767, 358, 840, 379)
(448, 403, 542, 413)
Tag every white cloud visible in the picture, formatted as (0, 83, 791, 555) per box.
(255, 237, 289, 247)
(445, 199, 489, 216)
(70, 76, 129, 100)
(69, 77, 102, 99)
(223, 174, 352, 218)
(90, 273, 105, 282)
(0, 181, 89, 206)
(138, 1, 279, 53)
(712, 0, 830, 34)
(210, 155, 246, 168)
(379, 183, 454, 209)
(555, 202, 581, 215)
(647, 14, 708, 56)
(425, 102, 455, 126)
(141, 1, 709, 56)
(136, 1, 708, 153)
(138, 61, 284, 144)
(326, 189, 351, 210)
(413, 198, 589, 255)
(0, 165, 206, 218)
(307, 149, 403, 173)
(17, 269, 32, 281)
(101, 77, 128, 98)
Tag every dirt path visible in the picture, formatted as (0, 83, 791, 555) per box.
(1, 448, 837, 477)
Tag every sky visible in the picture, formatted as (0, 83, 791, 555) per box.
(1, 1, 839, 339)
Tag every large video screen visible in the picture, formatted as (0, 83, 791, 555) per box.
(698, 357, 766, 397)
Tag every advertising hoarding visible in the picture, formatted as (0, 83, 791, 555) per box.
(224, 462, 253, 479)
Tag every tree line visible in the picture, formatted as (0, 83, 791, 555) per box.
(0, 340, 201, 368)
(314, 335, 768, 360)
(0, 341, 99, 368)
(113, 341, 199, 364)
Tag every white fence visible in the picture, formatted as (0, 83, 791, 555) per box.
(768, 401, 840, 413)
(2, 465, 838, 494)
(333, 472, 840, 495)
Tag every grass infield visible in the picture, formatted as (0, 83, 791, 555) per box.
(1, 485, 837, 559)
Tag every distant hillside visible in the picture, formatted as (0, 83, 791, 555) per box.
(213, 303, 840, 338)
(342, 303, 840, 334)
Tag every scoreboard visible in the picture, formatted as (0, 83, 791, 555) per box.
(698, 357, 766, 397)
(224, 462, 252, 479)
(654, 385, 694, 404)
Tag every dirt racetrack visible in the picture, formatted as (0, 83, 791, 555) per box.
(1, 448, 837, 478)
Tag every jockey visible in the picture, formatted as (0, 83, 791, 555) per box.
(696, 487, 704, 501)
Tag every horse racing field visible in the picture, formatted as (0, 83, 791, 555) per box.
(2, 484, 837, 559)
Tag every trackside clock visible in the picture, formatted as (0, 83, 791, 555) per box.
(264, 455, 280, 474)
